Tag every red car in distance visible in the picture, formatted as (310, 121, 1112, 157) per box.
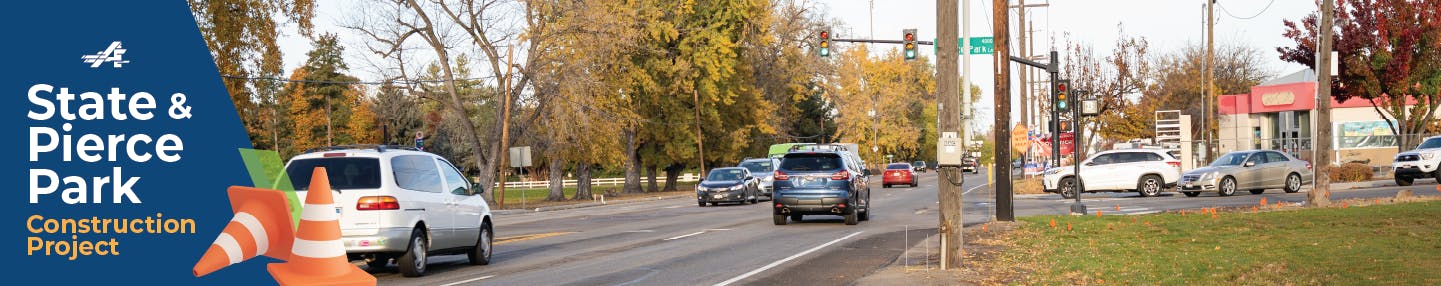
(882, 163, 918, 188)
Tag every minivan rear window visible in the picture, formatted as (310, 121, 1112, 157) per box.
(287, 158, 382, 191)
(779, 153, 843, 171)
(739, 160, 774, 173)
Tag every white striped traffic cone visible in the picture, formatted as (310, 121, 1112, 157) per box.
(267, 167, 375, 285)
(193, 186, 295, 277)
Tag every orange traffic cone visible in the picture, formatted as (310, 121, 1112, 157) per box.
(267, 167, 375, 286)
(1259, 197, 1268, 206)
(194, 186, 295, 277)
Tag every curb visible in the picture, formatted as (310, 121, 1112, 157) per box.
(492, 194, 692, 215)
(1330, 180, 1396, 190)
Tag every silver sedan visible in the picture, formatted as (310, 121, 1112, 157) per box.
(1178, 150, 1313, 197)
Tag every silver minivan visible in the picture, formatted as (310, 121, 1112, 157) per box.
(285, 145, 493, 277)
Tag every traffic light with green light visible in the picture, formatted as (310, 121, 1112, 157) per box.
(1056, 80, 1070, 113)
(903, 29, 917, 60)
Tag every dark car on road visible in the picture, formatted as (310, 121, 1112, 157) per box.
(697, 167, 760, 206)
(772, 151, 871, 225)
(912, 161, 928, 173)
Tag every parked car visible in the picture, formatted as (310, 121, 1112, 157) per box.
(1392, 135, 1441, 186)
(912, 161, 928, 172)
(1179, 150, 1312, 197)
(1042, 149, 1182, 199)
(738, 157, 781, 200)
(696, 167, 761, 206)
(772, 150, 871, 225)
(284, 145, 492, 277)
(883, 163, 918, 188)
(961, 157, 980, 174)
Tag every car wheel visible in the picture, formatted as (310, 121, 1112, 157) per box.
(883, 184, 890, 188)
(1218, 177, 1237, 196)
(1182, 191, 1201, 197)
(1284, 173, 1303, 193)
(710, 202, 718, 206)
(1249, 189, 1265, 195)
(858, 207, 870, 221)
(791, 214, 803, 221)
(467, 221, 492, 265)
(1059, 177, 1079, 199)
(1396, 176, 1414, 186)
(698, 201, 706, 207)
(773, 214, 788, 225)
(398, 228, 428, 277)
(844, 211, 859, 225)
(1137, 175, 1162, 197)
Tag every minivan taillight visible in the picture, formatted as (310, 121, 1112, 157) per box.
(357, 196, 399, 210)
(774, 170, 789, 181)
(1167, 161, 1181, 168)
(831, 170, 850, 180)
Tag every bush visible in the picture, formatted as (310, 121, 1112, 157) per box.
(1328, 163, 1374, 182)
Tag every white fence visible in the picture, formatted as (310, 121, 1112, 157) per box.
(493, 173, 701, 189)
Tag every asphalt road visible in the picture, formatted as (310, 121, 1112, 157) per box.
(370, 168, 1429, 285)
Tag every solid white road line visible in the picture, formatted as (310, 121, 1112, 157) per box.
(664, 231, 707, 241)
(625, 230, 656, 233)
(438, 275, 495, 286)
(664, 205, 683, 209)
(714, 231, 864, 286)
(963, 183, 990, 195)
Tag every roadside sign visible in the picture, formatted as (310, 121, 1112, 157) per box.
(931, 36, 996, 55)
(1011, 123, 1030, 154)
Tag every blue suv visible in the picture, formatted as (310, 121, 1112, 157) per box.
(771, 151, 871, 225)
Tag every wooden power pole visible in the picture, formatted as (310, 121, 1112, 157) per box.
(936, 0, 964, 269)
(1311, 0, 1335, 207)
(993, 0, 1014, 222)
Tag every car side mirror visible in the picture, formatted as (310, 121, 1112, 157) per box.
(746, 175, 754, 180)
(473, 183, 486, 195)
(1244, 161, 1256, 167)
(864, 170, 872, 176)
(1084, 162, 1096, 166)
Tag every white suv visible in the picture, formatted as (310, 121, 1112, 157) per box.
(285, 145, 492, 277)
(1392, 135, 1441, 186)
(1042, 149, 1182, 199)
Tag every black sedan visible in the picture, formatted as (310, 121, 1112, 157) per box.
(697, 167, 761, 206)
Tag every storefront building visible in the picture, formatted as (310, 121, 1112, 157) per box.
(1217, 69, 1414, 171)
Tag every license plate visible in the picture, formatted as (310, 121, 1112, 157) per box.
(713, 194, 724, 199)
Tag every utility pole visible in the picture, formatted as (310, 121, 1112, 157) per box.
(1016, 0, 1028, 132)
(695, 89, 706, 178)
(496, 47, 515, 209)
(936, 0, 964, 270)
(993, 0, 1014, 222)
(1205, 0, 1215, 163)
(962, 0, 972, 144)
(1311, 0, 1335, 207)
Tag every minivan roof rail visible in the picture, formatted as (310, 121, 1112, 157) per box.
(303, 144, 421, 154)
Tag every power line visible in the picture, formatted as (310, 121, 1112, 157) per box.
(1217, 0, 1277, 20)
